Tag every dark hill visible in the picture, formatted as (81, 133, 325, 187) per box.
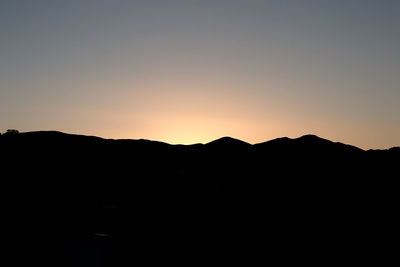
(206, 136, 251, 147)
(255, 134, 363, 152)
(1, 131, 398, 266)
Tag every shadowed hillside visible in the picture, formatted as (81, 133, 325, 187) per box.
(1, 131, 398, 266)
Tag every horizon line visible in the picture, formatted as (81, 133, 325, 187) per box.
(3, 129, 399, 151)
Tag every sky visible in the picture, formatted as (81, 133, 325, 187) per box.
(1, 0, 399, 149)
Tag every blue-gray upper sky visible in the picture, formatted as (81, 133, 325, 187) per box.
(1, 0, 399, 148)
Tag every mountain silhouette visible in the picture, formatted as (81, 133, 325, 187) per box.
(1, 131, 398, 266)
(206, 136, 251, 147)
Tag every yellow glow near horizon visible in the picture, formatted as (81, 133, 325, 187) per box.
(18, 74, 398, 149)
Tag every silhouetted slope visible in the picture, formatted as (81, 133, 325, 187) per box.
(1, 131, 398, 266)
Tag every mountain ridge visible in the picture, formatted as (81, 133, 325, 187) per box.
(2, 130, 397, 150)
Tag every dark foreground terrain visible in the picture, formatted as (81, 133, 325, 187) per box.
(1, 131, 398, 266)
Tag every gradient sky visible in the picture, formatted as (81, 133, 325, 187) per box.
(1, 0, 399, 149)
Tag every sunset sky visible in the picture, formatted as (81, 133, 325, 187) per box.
(1, 0, 399, 149)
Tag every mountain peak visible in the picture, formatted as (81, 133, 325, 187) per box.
(297, 134, 330, 143)
(298, 134, 321, 139)
(206, 136, 250, 147)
